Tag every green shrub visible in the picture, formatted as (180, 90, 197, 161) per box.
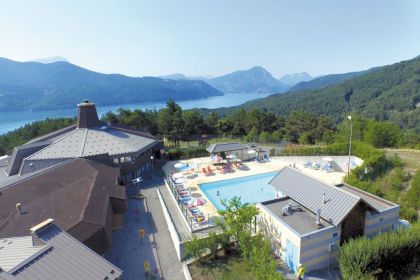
(166, 146, 209, 160)
(339, 223, 420, 279)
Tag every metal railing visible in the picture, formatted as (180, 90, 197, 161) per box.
(164, 176, 219, 232)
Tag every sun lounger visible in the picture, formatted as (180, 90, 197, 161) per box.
(303, 161, 312, 168)
(312, 162, 321, 170)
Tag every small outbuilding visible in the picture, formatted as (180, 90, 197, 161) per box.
(257, 166, 400, 274)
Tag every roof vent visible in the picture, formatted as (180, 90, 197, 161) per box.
(77, 100, 101, 129)
(323, 193, 326, 204)
(316, 208, 321, 225)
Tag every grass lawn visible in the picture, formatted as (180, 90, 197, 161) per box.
(385, 148, 420, 171)
(188, 253, 257, 280)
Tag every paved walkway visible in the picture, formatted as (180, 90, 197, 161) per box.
(106, 177, 184, 280)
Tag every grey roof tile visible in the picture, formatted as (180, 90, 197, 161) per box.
(206, 142, 247, 153)
(26, 126, 156, 160)
(2, 224, 122, 280)
(269, 167, 360, 225)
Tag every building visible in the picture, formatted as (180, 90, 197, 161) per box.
(1, 100, 162, 185)
(206, 142, 267, 161)
(0, 158, 126, 255)
(0, 219, 122, 280)
(257, 166, 400, 274)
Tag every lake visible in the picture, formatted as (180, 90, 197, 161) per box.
(0, 93, 272, 135)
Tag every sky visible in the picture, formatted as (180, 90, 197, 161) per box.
(0, 0, 419, 78)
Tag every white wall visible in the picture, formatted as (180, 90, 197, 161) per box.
(364, 207, 400, 237)
(156, 189, 182, 261)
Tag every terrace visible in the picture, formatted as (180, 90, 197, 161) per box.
(161, 154, 352, 233)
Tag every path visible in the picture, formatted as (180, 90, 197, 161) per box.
(106, 177, 184, 280)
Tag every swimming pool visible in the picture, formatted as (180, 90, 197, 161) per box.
(176, 163, 199, 172)
(200, 172, 280, 210)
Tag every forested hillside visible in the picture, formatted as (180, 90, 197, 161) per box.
(0, 58, 223, 111)
(220, 56, 420, 132)
(287, 69, 369, 92)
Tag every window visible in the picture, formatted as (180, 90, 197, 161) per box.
(113, 158, 119, 164)
(333, 232, 338, 238)
(379, 217, 384, 222)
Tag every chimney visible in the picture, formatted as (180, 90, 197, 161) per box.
(77, 100, 101, 128)
(30, 218, 54, 246)
(316, 208, 321, 225)
(16, 203, 22, 214)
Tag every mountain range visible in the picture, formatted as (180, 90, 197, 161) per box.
(0, 58, 223, 111)
(210, 56, 420, 132)
(160, 67, 316, 94)
(278, 72, 313, 86)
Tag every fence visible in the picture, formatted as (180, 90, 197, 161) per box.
(163, 176, 219, 233)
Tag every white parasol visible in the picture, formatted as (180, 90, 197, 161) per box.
(172, 173, 184, 179)
(175, 178, 186, 184)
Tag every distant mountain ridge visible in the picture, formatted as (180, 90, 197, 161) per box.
(278, 72, 312, 86)
(31, 56, 69, 64)
(288, 70, 371, 92)
(205, 66, 287, 94)
(209, 56, 420, 132)
(0, 58, 223, 111)
(161, 66, 289, 94)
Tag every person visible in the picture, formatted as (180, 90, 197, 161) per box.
(217, 190, 220, 196)
(297, 263, 305, 280)
(139, 228, 145, 244)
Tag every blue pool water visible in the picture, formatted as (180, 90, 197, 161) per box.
(200, 172, 279, 210)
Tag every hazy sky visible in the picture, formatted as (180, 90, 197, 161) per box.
(1, 0, 419, 78)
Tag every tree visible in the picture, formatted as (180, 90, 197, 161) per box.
(218, 197, 259, 246)
(182, 109, 205, 143)
(205, 112, 219, 134)
(259, 131, 271, 143)
(250, 236, 283, 280)
(185, 235, 207, 263)
(285, 111, 317, 143)
(157, 100, 184, 145)
(205, 231, 220, 260)
(246, 127, 259, 143)
(271, 131, 281, 143)
(364, 120, 401, 148)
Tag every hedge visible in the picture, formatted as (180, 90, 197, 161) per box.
(339, 222, 420, 279)
(166, 146, 209, 160)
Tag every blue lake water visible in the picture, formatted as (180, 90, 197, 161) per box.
(0, 93, 273, 135)
(199, 172, 280, 210)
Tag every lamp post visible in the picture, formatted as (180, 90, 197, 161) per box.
(347, 116, 353, 179)
(132, 177, 143, 197)
(150, 155, 154, 178)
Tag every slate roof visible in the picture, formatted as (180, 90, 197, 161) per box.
(0, 159, 122, 239)
(336, 184, 399, 212)
(0, 223, 122, 280)
(269, 167, 361, 225)
(206, 142, 247, 153)
(26, 126, 156, 161)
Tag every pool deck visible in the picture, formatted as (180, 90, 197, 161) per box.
(163, 157, 346, 219)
